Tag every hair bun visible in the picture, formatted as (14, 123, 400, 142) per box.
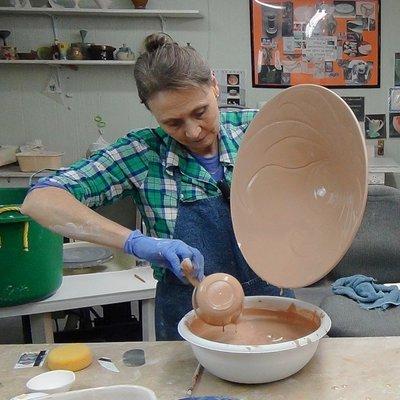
(143, 32, 174, 53)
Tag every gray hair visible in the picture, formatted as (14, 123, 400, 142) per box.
(134, 32, 212, 108)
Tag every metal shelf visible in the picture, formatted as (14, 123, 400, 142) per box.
(0, 7, 202, 18)
(0, 59, 135, 65)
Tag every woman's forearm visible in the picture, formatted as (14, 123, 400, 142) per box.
(21, 187, 132, 250)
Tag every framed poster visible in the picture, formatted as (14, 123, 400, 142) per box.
(250, 0, 380, 88)
(395, 53, 400, 86)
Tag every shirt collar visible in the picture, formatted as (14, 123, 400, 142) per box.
(218, 123, 235, 167)
(163, 133, 186, 175)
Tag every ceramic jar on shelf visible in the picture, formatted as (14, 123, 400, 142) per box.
(0, 46, 17, 60)
(131, 0, 148, 9)
(68, 45, 84, 60)
(115, 44, 135, 61)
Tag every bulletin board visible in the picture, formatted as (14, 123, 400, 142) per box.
(250, 0, 380, 88)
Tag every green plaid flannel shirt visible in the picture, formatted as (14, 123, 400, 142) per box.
(39, 109, 258, 280)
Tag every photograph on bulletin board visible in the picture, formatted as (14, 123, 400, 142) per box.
(249, 0, 381, 88)
(395, 53, 400, 86)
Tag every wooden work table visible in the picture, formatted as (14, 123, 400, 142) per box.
(1, 337, 400, 399)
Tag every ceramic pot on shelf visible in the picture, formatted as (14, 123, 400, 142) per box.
(68, 45, 83, 60)
(70, 42, 92, 60)
(115, 44, 135, 61)
(131, 0, 148, 9)
(88, 45, 116, 60)
(0, 46, 17, 60)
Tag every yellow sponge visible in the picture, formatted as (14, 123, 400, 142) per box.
(47, 343, 93, 372)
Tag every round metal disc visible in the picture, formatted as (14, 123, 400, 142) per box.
(63, 245, 113, 268)
(122, 349, 145, 367)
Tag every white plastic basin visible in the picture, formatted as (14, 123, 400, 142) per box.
(178, 296, 331, 384)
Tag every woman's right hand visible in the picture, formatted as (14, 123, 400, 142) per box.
(124, 230, 204, 283)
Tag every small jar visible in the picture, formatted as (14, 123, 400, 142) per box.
(376, 139, 384, 157)
(68, 46, 83, 60)
(131, 0, 148, 9)
(0, 46, 17, 60)
(115, 44, 135, 61)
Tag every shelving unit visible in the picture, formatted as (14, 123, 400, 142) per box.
(0, 7, 202, 18)
(0, 59, 135, 65)
(0, 7, 202, 66)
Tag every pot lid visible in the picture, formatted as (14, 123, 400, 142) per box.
(230, 84, 367, 288)
(63, 243, 113, 268)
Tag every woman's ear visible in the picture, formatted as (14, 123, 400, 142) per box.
(211, 74, 220, 99)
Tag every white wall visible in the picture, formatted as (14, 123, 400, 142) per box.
(1, 0, 400, 173)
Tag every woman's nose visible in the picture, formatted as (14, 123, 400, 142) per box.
(185, 122, 201, 140)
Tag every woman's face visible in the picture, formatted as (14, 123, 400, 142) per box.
(148, 79, 220, 156)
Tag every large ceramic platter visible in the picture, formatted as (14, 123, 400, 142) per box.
(231, 84, 367, 288)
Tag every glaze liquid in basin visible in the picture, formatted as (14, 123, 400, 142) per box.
(178, 296, 331, 384)
(189, 304, 319, 346)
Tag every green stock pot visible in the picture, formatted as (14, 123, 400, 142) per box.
(0, 188, 63, 307)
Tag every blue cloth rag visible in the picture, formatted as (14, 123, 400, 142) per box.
(179, 398, 239, 400)
(332, 274, 400, 310)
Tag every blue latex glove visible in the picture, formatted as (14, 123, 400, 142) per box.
(124, 230, 204, 283)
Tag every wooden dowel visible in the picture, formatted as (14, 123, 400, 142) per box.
(134, 273, 146, 283)
(181, 258, 200, 288)
(186, 363, 204, 395)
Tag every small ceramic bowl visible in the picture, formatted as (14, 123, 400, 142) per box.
(36, 46, 53, 60)
(88, 45, 116, 60)
(193, 273, 244, 326)
(26, 370, 75, 394)
(17, 51, 37, 60)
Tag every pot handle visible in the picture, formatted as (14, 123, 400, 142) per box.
(29, 168, 60, 187)
(0, 206, 29, 251)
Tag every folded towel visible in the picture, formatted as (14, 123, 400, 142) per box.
(332, 274, 400, 310)
(179, 398, 239, 400)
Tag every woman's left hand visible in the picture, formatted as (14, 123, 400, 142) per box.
(123, 230, 204, 283)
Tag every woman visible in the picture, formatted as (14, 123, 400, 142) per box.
(22, 33, 294, 340)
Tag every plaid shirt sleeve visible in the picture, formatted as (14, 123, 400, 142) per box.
(35, 130, 151, 209)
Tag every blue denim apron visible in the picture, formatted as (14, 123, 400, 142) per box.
(155, 172, 294, 340)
